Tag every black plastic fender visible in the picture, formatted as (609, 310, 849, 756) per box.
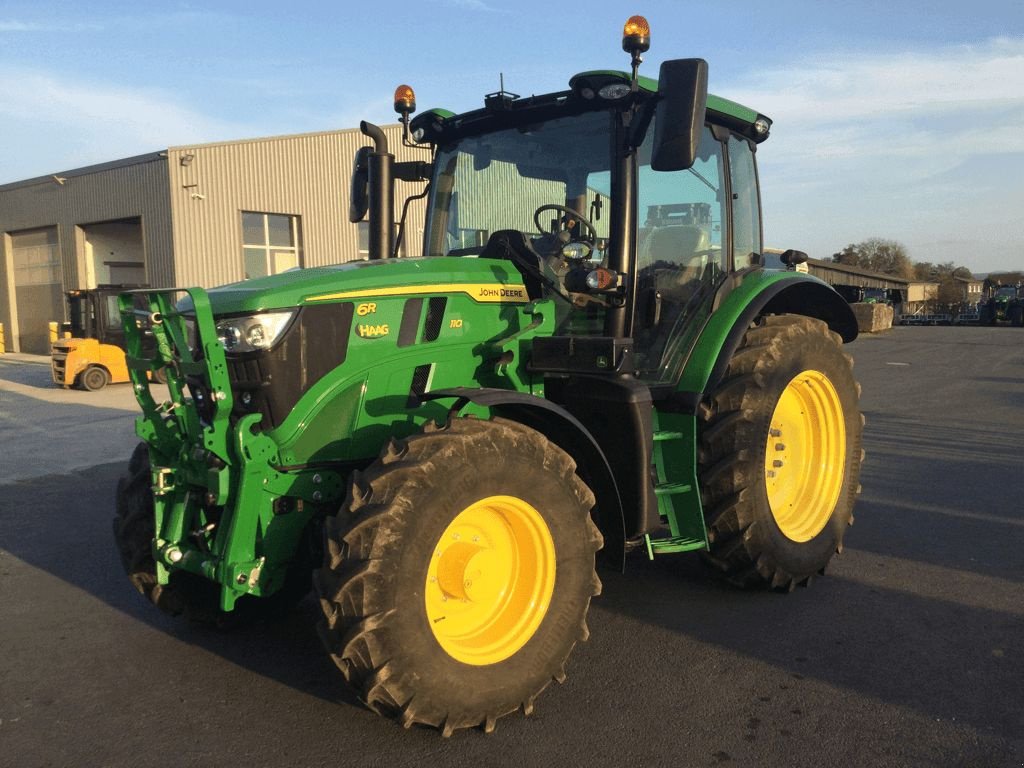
(424, 387, 627, 569)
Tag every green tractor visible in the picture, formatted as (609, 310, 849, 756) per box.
(114, 16, 863, 735)
(980, 285, 1023, 326)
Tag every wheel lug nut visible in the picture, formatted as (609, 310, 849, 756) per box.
(766, 470, 776, 478)
(773, 460, 784, 468)
(775, 443, 785, 451)
(769, 428, 782, 437)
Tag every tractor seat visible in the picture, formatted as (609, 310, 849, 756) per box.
(639, 225, 711, 301)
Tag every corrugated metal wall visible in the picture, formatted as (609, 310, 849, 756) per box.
(167, 125, 427, 287)
(0, 157, 173, 351)
(0, 157, 174, 289)
(1, 124, 432, 349)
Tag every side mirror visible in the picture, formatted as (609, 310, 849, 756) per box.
(651, 58, 708, 172)
(349, 146, 371, 223)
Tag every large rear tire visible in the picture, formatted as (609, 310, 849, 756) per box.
(698, 315, 863, 589)
(315, 416, 602, 735)
(1009, 304, 1024, 327)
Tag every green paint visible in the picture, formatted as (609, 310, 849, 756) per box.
(121, 264, 550, 604)
(677, 271, 835, 396)
(645, 411, 708, 555)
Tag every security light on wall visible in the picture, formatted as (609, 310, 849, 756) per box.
(52, 175, 66, 185)
(180, 153, 195, 167)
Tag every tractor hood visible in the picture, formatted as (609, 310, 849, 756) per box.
(201, 257, 530, 317)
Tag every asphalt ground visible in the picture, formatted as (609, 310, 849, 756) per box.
(0, 327, 1022, 768)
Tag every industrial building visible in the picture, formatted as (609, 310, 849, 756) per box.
(0, 124, 424, 353)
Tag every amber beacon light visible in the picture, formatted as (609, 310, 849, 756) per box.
(622, 15, 650, 54)
(393, 84, 417, 116)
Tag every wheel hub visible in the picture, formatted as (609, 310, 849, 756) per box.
(425, 495, 556, 666)
(764, 370, 846, 542)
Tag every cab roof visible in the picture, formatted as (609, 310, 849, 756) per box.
(410, 68, 771, 147)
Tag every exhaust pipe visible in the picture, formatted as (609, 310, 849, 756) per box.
(360, 121, 395, 260)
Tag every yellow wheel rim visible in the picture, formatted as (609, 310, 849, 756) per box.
(425, 495, 556, 666)
(764, 370, 846, 542)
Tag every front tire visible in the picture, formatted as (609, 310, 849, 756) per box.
(80, 365, 109, 391)
(113, 443, 309, 624)
(113, 443, 201, 617)
(315, 416, 602, 735)
(698, 315, 863, 589)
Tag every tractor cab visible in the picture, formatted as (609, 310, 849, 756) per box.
(352, 34, 851, 551)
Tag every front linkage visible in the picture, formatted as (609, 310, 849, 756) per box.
(119, 289, 343, 612)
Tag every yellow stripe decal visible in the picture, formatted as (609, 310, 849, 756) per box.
(305, 283, 529, 304)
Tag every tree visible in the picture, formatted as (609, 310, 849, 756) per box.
(917, 262, 980, 315)
(913, 261, 936, 281)
(832, 238, 913, 279)
(932, 279, 965, 313)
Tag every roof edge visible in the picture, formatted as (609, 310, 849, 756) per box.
(0, 152, 167, 192)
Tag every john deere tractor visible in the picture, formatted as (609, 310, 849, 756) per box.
(114, 16, 863, 735)
(980, 285, 1023, 326)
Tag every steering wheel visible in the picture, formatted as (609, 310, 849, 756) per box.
(533, 204, 598, 243)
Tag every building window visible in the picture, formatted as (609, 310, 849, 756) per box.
(242, 212, 301, 279)
(357, 221, 370, 258)
(356, 220, 405, 259)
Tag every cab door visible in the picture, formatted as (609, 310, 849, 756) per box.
(631, 125, 762, 384)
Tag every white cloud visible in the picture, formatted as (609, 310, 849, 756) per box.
(0, 20, 40, 31)
(440, 0, 509, 13)
(0, 19, 103, 32)
(0, 67, 255, 180)
(719, 38, 1024, 271)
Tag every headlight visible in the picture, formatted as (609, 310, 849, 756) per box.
(215, 311, 296, 354)
(598, 83, 631, 100)
(561, 242, 593, 260)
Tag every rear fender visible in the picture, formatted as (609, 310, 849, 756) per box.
(677, 273, 857, 402)
(424, 387, 626, 569)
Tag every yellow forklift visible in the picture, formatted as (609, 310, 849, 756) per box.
(51, 285, 162, 391)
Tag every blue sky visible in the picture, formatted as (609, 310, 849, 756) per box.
(1, 0, 1022, 272)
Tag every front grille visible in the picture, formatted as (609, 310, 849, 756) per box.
(51, 354, 66, 384)
(224, 302, 354, 431)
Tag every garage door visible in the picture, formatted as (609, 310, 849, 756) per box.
(12, 227, 63, 354)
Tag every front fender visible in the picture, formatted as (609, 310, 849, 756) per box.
(424, 386, 626, 569)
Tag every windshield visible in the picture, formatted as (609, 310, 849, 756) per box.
(424, 111, 613, 257)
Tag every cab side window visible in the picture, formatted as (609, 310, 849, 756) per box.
(728, 135, 762, 268)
